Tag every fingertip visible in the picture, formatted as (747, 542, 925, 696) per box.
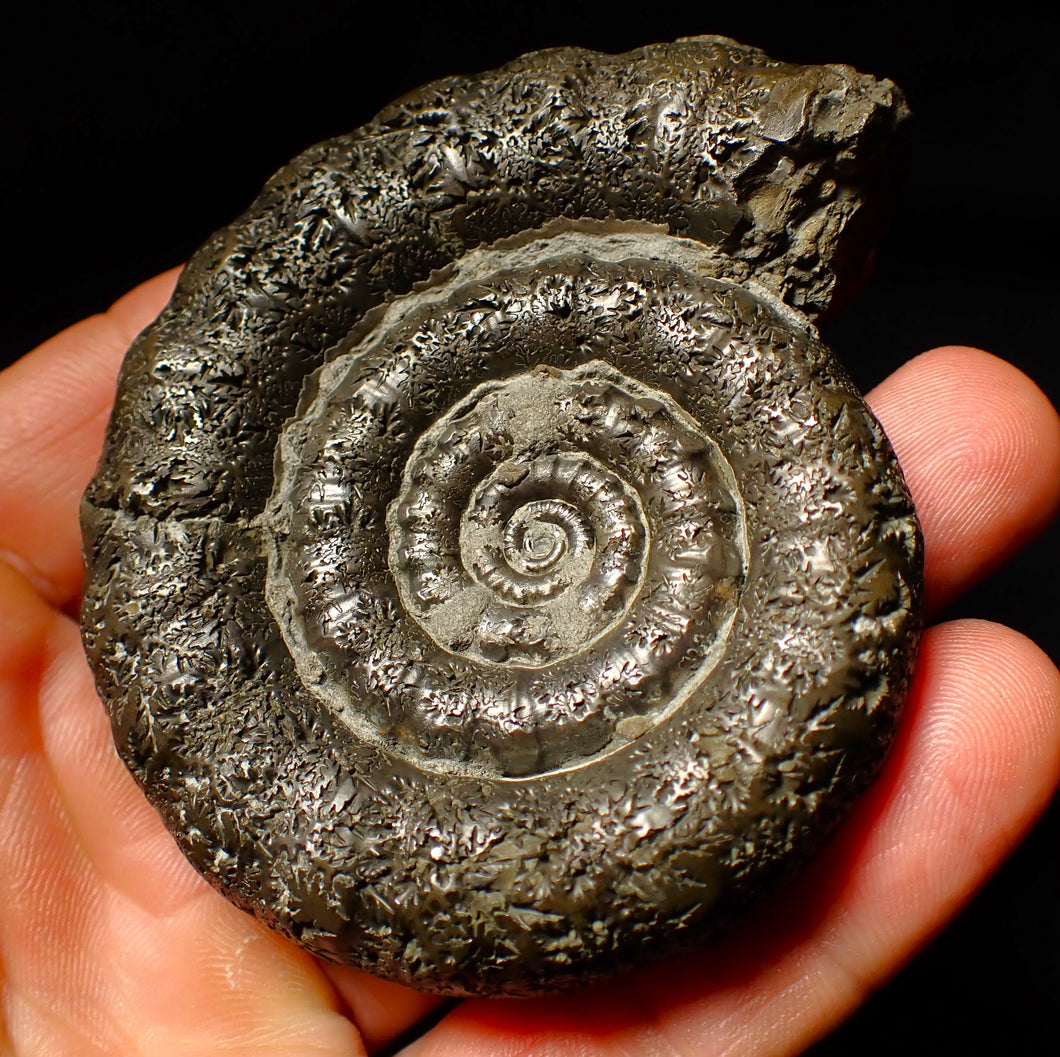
(867, 346, 1060, 612)
(919, 619, 1060, 820)
(323, 965, 446, 1055)
(865, 618, 1060, 926)
(107, 266, 182, 348)
(0, 269, 184, 611)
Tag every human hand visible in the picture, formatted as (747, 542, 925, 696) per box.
(1, 270, 1058, 1056)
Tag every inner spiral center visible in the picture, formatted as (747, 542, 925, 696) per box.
(460, 460, 605, 611)
(504, 501, 582, 575)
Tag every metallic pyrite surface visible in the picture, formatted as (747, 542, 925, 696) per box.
(81, 37, 922, 996)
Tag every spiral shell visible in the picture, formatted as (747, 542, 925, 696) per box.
(81, 38, 921, 995)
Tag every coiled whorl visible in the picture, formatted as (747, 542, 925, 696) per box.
(81, 38, 920, 996)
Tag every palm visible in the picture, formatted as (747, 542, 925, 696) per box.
(1, 273, 1057, 1057)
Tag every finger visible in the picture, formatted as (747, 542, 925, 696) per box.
(395, 620, 1060, 1057)
(322, 966, 448, 1055)
(0, 269, 179, 611)
(0, 565, 364, 1056)
(865, 345, 1060, 614)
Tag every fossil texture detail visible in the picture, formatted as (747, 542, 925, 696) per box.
(81, 38, 922, 996)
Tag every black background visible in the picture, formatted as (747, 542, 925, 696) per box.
(4, 1, 1057, 1053)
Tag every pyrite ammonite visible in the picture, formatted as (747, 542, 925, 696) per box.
(81, 37, 923, 996)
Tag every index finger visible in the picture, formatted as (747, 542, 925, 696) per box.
(0, 269, 178, 611)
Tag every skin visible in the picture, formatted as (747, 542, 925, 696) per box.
(0, 269, 1058, 1057)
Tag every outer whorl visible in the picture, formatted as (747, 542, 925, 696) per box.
(81, 37, 921, 996)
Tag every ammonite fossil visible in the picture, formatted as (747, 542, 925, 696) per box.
(81, 36, 923, 996)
